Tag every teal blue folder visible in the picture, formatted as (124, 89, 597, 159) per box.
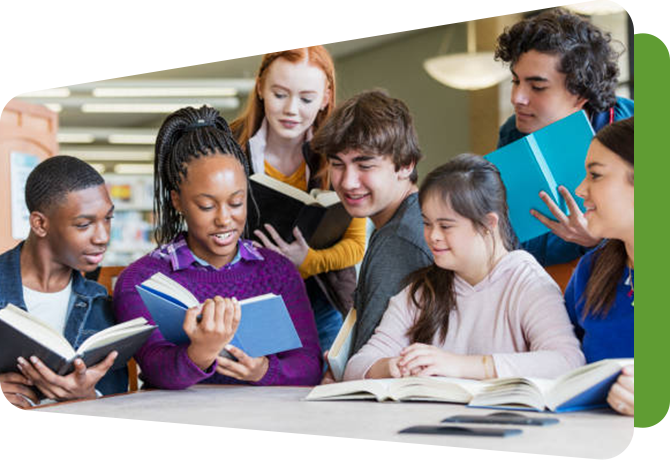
(136, 285, 302, 358)
(485, 111, 595, 243)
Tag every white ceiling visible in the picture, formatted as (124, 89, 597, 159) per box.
(0, 0, 457, 127)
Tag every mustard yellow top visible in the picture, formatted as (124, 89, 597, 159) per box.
(264, 160, 366, 279)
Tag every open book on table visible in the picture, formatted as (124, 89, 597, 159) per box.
(136, 272, 302, 357)
(484, 110, 595, 243)
(0, 304, 155, 375)
(248, 173, 352, 250)
(306, 358, 633, 412)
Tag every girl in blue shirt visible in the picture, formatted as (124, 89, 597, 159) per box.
(565, 117, 634, 416)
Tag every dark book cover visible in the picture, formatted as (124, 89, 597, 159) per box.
(248, 179, 351, 250)
(0, 318, 155, 375)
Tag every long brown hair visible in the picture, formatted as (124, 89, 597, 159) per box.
(406, 154, 517, 344)
(230, 46, 336, 151)
(583, 117, 634, 318)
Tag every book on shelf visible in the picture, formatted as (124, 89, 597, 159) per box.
(248, 173, 352, 250)
(326, 308, 357, 381)
(485, 110, 595, 243)
(0, 304, 155, 375)
(136, 272, 303, 357)
(306, 358, 633, 412)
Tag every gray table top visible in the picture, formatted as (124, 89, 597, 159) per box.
(38, 385, 633, 458)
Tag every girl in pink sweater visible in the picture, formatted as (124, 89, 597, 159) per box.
(344, 154, 584, 381)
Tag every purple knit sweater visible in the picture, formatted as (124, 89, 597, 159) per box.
(113, 246, 322, 389)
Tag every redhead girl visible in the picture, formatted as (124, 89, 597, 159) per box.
(566, 117, 634, 415)
(231, 47, 366, 352)
(113, 106, 321, 389)
(344, 154, 584, 381)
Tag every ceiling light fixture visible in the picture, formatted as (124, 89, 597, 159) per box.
(19, 96, 239, 114)
(0, 28, 281, 56)
(93, 87, 238, 97)
(565, 1, 625, 16)
(57, 133, 96, 144)
(423, 21, 509, 91)
(19, 88, 71, 98)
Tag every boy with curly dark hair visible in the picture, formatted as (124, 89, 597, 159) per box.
(494, 8, 634, 266)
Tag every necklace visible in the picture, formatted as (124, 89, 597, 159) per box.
(624, 266, 634, 307)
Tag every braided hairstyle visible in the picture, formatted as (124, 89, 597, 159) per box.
(153, 105, 251, 245)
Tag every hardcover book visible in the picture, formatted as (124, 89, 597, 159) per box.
(248, 173, 352, 249)
(0, 304, 155, 375)
(136, 272, 303, 357)
(485, 111, 595, 243)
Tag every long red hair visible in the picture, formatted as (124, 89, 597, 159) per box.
(231, 46, 336, 151)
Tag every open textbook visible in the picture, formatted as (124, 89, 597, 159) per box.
(326, 308, 356, 381)
(307, 358, 633, 412)
(0, 304, 155, 375)
(136, 272, 302, 357)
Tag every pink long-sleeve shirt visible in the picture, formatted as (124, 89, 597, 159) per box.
(344, 250, 585, 381)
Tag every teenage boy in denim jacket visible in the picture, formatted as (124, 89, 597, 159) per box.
(0, 156, 127, 408)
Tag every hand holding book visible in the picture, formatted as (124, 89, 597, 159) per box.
(184, 296, 241, 371)
(16, 350, 117, 402)
(254, 224, 309, 268)
(531, 185, 600, 248)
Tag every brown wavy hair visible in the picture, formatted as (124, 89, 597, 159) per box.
(406, 154, 517, 344)
(582, 117, 634, 318)
(231, 46, 336, 151)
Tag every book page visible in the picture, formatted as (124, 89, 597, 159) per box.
(142, 272, 199, 307)
(0, 304, 75, 359)
(76, 318, 151, 354)
(305, 379, 393, 401)
(309, 189, 341, 208)
(250, 174, 317, 205)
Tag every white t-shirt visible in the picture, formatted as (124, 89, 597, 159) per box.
(23, 278, 72, 334)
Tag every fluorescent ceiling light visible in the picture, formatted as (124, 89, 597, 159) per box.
(57, 133, 96, 144)
(88, 163, 106, 174)
(61, 149, 154, 162)
(566, 1, 625, 15)
(0, 46, 35, 56)
(44, 103, 62, 113)
(108, 134, 157, 145)
(93, 87, 237, 97)
(82, 103, 197, 113)
(114, 163, 155, 175)
(20, 96, 239, 113)
(19, 88, 71, 98)
(63, 40, 242, 54)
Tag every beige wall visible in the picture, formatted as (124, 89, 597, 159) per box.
(333, 23, 471, 181)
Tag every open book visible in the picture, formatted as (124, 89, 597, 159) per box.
(326, 308, 357, 381)
(249, 173, 352, 249)
(136, 273, 302, 357)
(485, 111, 595, 243)
(307, 359, 633, 412)
(0, 304, 155, 375)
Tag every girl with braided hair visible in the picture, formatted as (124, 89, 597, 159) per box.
(113, 106, 321, 389)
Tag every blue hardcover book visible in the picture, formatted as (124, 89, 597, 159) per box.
(468, 359, 633, 413)
(136, 273, 302, 357)
(485, 111, 595, 243)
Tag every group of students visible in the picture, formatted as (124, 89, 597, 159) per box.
(1, 9, 634, 416)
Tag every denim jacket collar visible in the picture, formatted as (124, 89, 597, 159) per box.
(0, 241, 107, 310)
